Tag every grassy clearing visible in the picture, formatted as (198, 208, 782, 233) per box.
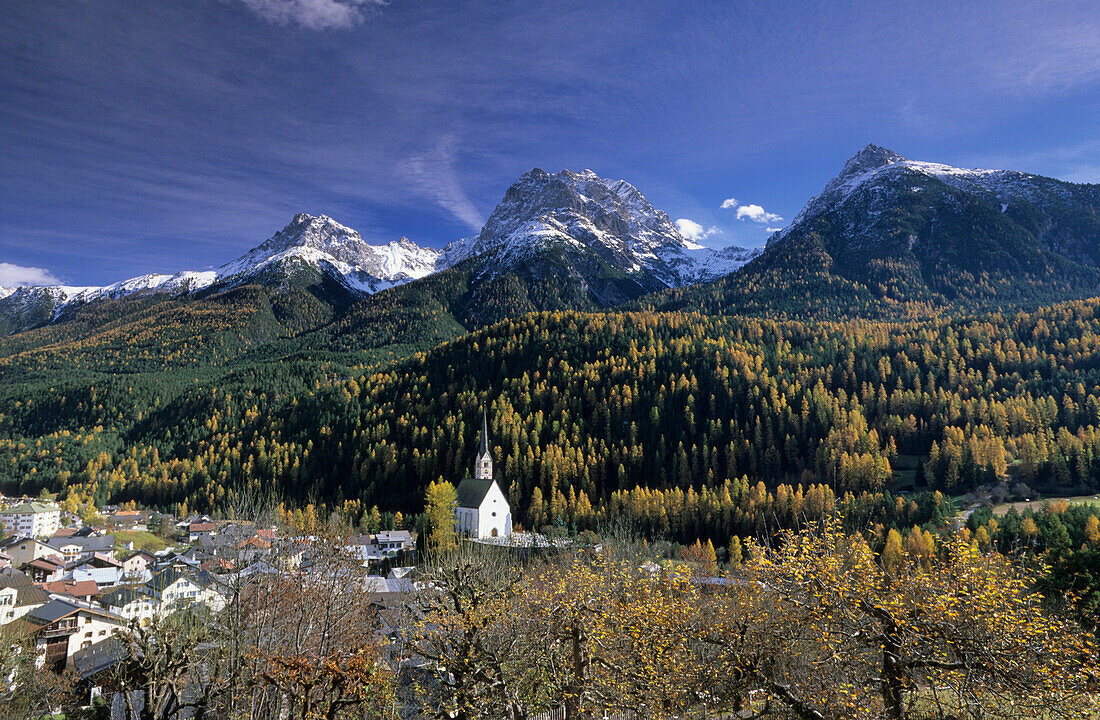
(991, 494, 1100, 516)
(114, 529, 170, 552)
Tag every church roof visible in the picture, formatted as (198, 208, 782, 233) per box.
(455, 478, 496, 509)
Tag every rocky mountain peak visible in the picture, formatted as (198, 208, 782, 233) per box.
(266, 213, 362, 251)
(436, 168, 757, 288)
(215, 214, 440, 294)
(839, 144, 907, 179)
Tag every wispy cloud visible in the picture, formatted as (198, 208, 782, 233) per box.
(765, 227, 783, 233)
(236, 0, 386, 30)
(720, 197, 738, 209)
(402, 136, 484, 232)
(0, 262, 62, 287)
(675, 218, 720, 241)
(985, 14, 1100, 95)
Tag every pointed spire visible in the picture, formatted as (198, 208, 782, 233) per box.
(475, 408, 493, 480)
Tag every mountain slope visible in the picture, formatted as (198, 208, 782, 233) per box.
(648, 145, 1100, 318)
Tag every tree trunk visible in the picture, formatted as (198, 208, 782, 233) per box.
(881, 645, 906, 720)
(565, 618, 587, 720)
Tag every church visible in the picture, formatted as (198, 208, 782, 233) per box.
(455, 411, 512, 539)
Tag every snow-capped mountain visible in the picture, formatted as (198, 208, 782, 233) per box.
(773, 143, 1100, 251)
(0, 214, 444, 334)
(757, 143, 1100, 305)
(215, 213, 440, 293)
(774, 143, 1058, 243)
(0, 171, 763, 335)
(443, 168, 757, 287)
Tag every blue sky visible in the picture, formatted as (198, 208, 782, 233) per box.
(1, 0, 1099, 286)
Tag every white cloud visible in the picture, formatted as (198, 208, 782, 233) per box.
(721, 197, 783, 224)
(0, 262, 62, 288)
(403, 135, 484, 232)
(675, 218, 720, 241)
(765, 227, 783, 233)
(237, 0, 385, 30)
(735, 204, 783, 224)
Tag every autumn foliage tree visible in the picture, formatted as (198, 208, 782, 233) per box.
(404, 548, 529, 720)
(425, 480, 458, 554)
(739, 517, 1099, 719)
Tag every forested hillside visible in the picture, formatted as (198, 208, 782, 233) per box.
(5, 295, 1100, 545)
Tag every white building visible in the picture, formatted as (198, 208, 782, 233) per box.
(0, 569, 49, 625)
(376, 530, 414, 555)
(46, 535, 116, 564)
(99, 586, 156, 626)
(0, 537, 61, 568)
(22, 598, 124, 671)
(0, 502, 61, 538)
(455, 412, 512, 540)
(146, 567, 226, 616)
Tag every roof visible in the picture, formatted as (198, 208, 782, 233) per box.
(24, 598, 82, 625)
(362, 576, 415, 593)
(237, 535, 271, 549)
(40, 579, 100, 598)
(456, 478, 496, 508)
(26, 597, 122, 627)
(375, 530, 412, 543)
(110, 510, 149, 518)
(147, 566, 218, 592)
(48, 535, 115, 553)
(0, 536, 48, 550)
(0, 502, 59, 515)
(0, 568, 49, 605)
(118, 549, 155, 562)
(99, 585, 151, 607)
(189, 522, 217, 533)
(25, 557, 63, 571)
(200, 557, 235, 573)
(73, 636, 130, 680)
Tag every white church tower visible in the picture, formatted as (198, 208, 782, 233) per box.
(455, 409, 512, 539)
(475, 410, 493, 480)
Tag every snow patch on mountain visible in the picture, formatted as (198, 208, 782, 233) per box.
(67, 271, 219, 305)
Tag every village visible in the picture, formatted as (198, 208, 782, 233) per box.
(0, 415, 566, 715)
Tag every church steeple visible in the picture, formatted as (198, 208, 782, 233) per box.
(475, 409, 493, 480)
